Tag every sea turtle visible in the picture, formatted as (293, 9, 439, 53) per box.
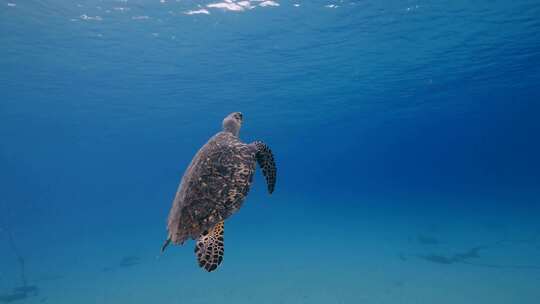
(161, 112, 276, 272)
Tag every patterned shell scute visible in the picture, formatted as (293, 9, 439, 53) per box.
(167, 132, 256, 245)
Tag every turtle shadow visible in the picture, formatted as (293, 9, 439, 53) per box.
(102, 256, 142, 272)
(414, 243, 540, 270)
(0, 285, 39, 303)
(416, 234, 440, 245)
(417, 246, 487, 265)
(119, 256, 141, 268)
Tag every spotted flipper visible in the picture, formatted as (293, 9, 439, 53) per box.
(254, 141, 276, 194)
(195, 221, 224, 272)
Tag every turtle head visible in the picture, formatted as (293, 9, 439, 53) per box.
(222, 112, 243, 137)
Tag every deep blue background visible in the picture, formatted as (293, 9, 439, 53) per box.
(1, 1, 540, 303)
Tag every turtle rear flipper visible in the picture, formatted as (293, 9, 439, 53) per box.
(253, 141, 276, 194)
(195, 221, 224, 272)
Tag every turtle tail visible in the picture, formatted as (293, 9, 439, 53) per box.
(195, 221, 224, 272)
(161, 237, 171, 253)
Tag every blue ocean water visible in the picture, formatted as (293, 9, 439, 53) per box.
(1, 0, 540, 303)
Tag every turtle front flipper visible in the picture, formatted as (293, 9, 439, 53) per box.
(195, 221, 224, 272)
(253, 141, 276, 194)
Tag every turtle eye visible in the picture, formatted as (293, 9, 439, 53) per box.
(236, 113, 243, 121)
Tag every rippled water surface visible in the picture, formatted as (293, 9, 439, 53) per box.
(1, 1, 540, 303)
